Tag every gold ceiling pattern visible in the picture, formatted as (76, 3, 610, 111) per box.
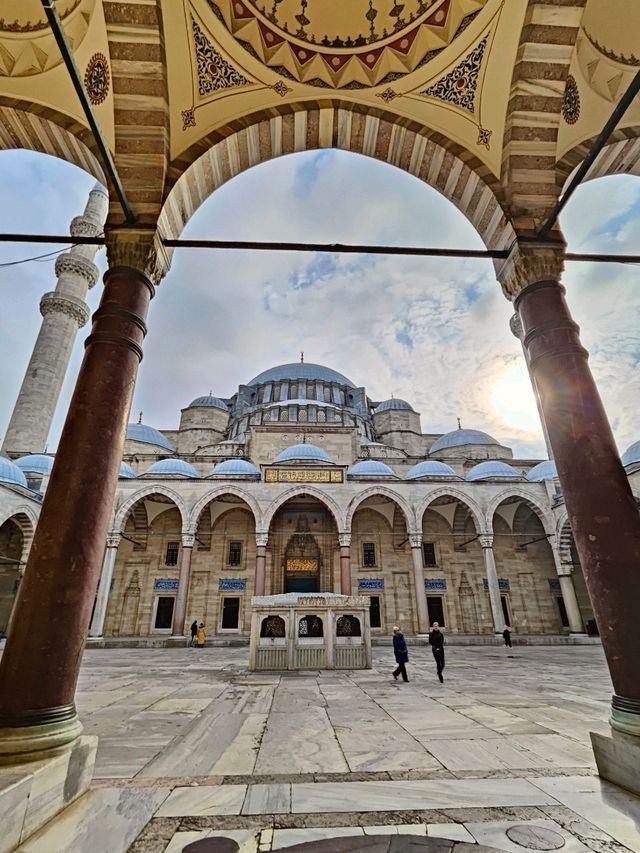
(206, 0, 487, 88)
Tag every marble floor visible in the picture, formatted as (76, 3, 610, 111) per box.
(13, 645, 640, 853)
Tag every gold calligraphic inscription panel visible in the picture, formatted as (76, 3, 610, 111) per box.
(286, 559, 319, 574)
(265, 469, 343, 483)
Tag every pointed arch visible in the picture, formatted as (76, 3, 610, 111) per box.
(112, 485, 187, 534)
(416, 488, 485, 534)
(345, 486, 415, 534)
(188, 485, 261, 534)
(263, 486, 344, 533)
(0, 507, 38, 557)
(486, 487, 555, 536)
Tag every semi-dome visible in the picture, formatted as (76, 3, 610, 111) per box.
(374, 398, 415, 413)
(143, 459, 199, 478)
(347, 460, 395, 478)
(0, 457, 28, 488)
(621, 440, 640, 467)
(405, 460, 457, 480)
(210, 459, 261, 479)
(466, 461, 520, 481)
(275, 444, 333, 464)
(126, 422, 174, 452)
(430, 429, 500, 454)
(526, 460, 558, 482)
(119, 462, 136, 479)
(248, 362, 355, 388)
(15, 454, 55, 475)
(188, 395, 228, 411)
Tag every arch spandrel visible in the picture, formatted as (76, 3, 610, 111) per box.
(262, 486, 344, 533)
(416, 488, 485, 535)
(188, 486, 261, 534)
(345, 487, 416, 535)
(112, 485, 188, 534)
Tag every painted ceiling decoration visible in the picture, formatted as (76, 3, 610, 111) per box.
(192, 16, 251, 96)
(561, 74, 580, 125)
(84, 51, 109, 105)
(206, 0, 488, 89)
(0, 0, 95, 77)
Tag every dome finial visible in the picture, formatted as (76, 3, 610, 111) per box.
(457, 417, 462, 430)
(300, 350, 304, 363)
(209, 389, 212, 396)
(138, 411, 143, 424)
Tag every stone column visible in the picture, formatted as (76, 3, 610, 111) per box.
(88, 533, 121, 638)
(499, 240, 640, 790)
(0, 230, 166, 760)
(409, 534, 429, 634)
(1, 184, 108, 456)
(479, 534, 503, 634)
(338, 533, 351, 595)
(255, 533, 268, 596)
(172, 533, 195, 637)
(558, 573, 583, 634)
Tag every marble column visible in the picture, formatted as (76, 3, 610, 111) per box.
(255, 533, 268, 596)
(409, 535, 429, 634)
(339, 533, 352, 595)
(558, 573, 583, 634)
(88, 533, 121, 638)
(0, 230, 164, 760)
(480, 534, 503, 633)
(500, 241, 640, 788)
(172, 534, 195, 637)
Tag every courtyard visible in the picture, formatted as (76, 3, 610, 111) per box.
(12, 644, 640, 852)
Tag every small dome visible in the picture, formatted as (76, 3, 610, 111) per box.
(126, 422, 174, 452)
(0, 457, 28, 488)
(374, 398, 415, 413)
(526, 460, 558, 482)
(248, 362, 355, 388)
(275, 444, 333, 464)
(210, 459, 261, 479)
(430, 429, 499, 454)
(621, 440, 640, 467)
(15, 454, 55, 475)
(188, 395, 228, 411)
(348, 460, 395, 478)
(119, 462, 136, 479)
(144, 459, 199, 478)
(466, 461, 520, 481)
(405, 460, 457, 480)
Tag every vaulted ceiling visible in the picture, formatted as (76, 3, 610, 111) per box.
(0, 0, 638, 237)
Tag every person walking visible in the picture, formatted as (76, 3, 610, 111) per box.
(429, 622, 445, 683)
(502, 625, 512, 648)
(190, 619, 198, 647)
(392, 626, 409, 682)
(196, 622, 206, 648)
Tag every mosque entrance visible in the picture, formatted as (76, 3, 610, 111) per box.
(284, 515, 321, 593)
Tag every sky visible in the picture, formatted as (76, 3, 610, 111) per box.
(0, 147, 638, 460)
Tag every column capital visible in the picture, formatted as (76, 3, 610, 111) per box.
(479, 534, 494, 548)
(409, 533, 423, 548)
(557, 563, 573, 577)
(55, 253, 100, 288)
(40, 292, 90, 328)
(105, 227, 171, 286)
(181, 533, 195, 548)
(256, 532, 269, 547)
(106, 532, 121, 549)
(496, 239, 565, 300)
(338, 532, 351, 547)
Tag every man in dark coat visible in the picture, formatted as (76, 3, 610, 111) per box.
(429, 622, 445, 683)
(502, 625, 512, 648)
(392, 626, 409, 682)
(190, 619, 198, 647)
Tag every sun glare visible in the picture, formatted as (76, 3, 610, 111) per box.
(491, 363, 541, 434)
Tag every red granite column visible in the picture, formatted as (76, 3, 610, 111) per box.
(514, 273, 640, 722)
(255, 534, 268, 596)
(339, 534, 352, 595)
(172, 534, 194, 638)
(0, 249, 156, 759)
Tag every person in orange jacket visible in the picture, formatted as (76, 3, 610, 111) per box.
(196, 622, 206, 648)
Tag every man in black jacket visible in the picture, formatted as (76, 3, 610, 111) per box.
(392, 626, 409, 682)
(429, 622, 445, 683)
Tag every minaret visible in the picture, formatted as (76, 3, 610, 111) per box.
(1, 183, 108, 456)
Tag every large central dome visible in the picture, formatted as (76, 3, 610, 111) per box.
(248, 363, 356, 388)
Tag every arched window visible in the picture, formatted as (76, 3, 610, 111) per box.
(336, 615, 361, 637)
(260, 615, 286, 638)
(298, 615, 323, 637)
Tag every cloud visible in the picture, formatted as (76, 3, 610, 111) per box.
(0, 150, 638, 462)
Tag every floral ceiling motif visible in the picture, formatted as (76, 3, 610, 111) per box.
(205, 0, 488, 88)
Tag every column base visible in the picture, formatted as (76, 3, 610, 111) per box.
(0, 734, 96, 849)
(591, 728, 640, 796)
(0, 714, 83, 764)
